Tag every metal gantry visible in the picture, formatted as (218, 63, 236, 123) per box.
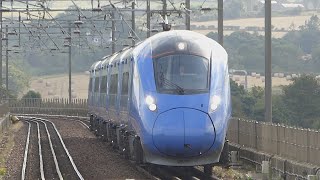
(0, 0, 221, 101)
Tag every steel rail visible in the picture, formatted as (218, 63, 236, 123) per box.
(16, 114, 89, 120)
(21, 121, 31, 180)
(38, 120, 64, 180)
(20, 115, 221, 179)
(38, 118, 84, 180)
(29, 120, 45, 180)
(77, 120, 90, 129)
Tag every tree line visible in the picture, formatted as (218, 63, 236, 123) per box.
(231, 75, 320, 129)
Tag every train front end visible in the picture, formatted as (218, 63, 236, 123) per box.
(130, 30, 231, 166)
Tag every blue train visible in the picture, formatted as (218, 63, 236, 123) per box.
(88, 30, 231, 170)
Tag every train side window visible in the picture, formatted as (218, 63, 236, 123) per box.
(94, 77, 99, 92)
(121, 72, 129, 95)
(100, 76, 107, 93)
(110, 74, 118, 94)
(109, 74, 118, 107)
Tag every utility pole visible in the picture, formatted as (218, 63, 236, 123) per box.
(132, 1, 135, 46)
(112, 11, 116, 54)
(185, 0, 191, 30)
(0, 0, 3, 93)
(19, 12, 21, 47)
(265, 0, 272, 123)
(218, 0, 223, 46)
(68, 23, 72, 102)
(147, 0, 151, 38)
(162, 0, 167, 19)
(5, 25, 8, 93)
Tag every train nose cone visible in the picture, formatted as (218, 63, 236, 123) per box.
(152, 108, 215, 157)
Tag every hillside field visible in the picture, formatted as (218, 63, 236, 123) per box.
(192, 14, 319, 37)
(25, 73, 292, 99)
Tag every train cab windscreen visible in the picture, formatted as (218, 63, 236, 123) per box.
(154, 55, 209, 95)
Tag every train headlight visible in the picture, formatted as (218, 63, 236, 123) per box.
(177, 42, 187, 51)
(210, 95, 221, 112)
(145, 96, 154, 105)
(146, 96, 157, 111)
(148, 104, 157, 111)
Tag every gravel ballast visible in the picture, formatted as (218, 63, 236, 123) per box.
(50, 118, 149, 180)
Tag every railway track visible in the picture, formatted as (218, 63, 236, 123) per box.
(20, 116, 84, 180)
(18, 115, 220, 180)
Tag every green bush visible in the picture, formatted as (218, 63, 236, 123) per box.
(22, 90, 41, 99)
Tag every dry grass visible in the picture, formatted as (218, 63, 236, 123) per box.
(26, 73, 292, 99)
(213, 166, 247, 179)
(231, 75, 292, 89)
(26, 73, 90, 99)
(193, 29, 287, 38)
(192, 15, 317, 30)
(192, 15, 319, 38)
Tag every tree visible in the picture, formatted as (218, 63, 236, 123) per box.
(22, 90, 42, 99)
(311, 45, 320, 70)
(0, 86, 16, 100)
(284, 15, 320, 54)
(282, 75, 320, 128)
(224, 0, 244, 19)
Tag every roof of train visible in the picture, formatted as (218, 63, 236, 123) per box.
(89, 30, 224, 72)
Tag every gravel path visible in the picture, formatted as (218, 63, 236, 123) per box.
(5, 122, 28, 180)
(50, 118, 149, 180)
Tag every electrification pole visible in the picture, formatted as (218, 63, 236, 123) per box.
(218, 0, 223, 46)
(0, 0, 3, 92)
(147, 0, 151, 37)
(162, 0, 167, 19)
(265, 0, 272, 123)
(185, 0, 191, 30)
(68, 23, 72, 102)
(132, 1, 135, 46)
(5, 25, 8, 93)
(112, 11, 116, 54)
(19, 12, 21, 47)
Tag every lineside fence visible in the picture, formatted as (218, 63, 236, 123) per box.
(227, 118, 320, 166)
(0, 102, 10, 136)
(8, 98, 88, 117)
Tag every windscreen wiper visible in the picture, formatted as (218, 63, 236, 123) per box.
(160, 76, 185, 95)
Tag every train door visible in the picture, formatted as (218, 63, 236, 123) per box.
(127, 57, 134, 126)
(93, 61, 102, 108)
(118, 49, 132, 125)
(88, 72, 93, 108)
(116, 60, 122, 122)
(94, 75, 99, 108)
(100, 58, 109, 113)
(119, 59, 130, 124)
(108, 54, 120, 122)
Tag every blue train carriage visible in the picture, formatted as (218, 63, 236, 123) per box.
(88, 30, 231, 171)
(88, 60, 101, 112)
